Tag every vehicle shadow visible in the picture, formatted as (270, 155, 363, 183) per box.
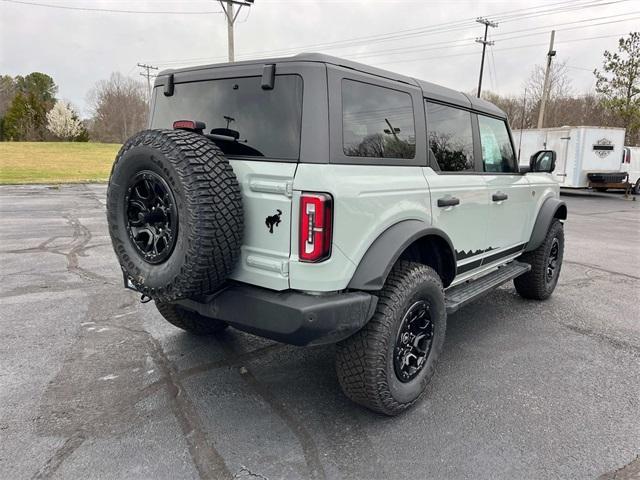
(160, 285, 532, 478)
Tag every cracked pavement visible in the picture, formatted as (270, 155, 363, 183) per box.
(1, 184, 638, 479)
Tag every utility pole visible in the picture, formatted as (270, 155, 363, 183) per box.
(537, 30, 556, 129)
(137, 63, 158, 100)
(218, 1, 254, 62)
(475, 17, 498, 98)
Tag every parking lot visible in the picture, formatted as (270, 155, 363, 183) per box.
(1, 184, 638, 479)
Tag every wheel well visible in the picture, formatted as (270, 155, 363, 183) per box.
(555, 204, 567, 220)
(397, 235, 456, 287)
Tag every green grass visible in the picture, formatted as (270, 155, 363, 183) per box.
(0, 142, 121, 184)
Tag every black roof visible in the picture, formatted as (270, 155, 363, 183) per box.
(158, 52, 506, 118)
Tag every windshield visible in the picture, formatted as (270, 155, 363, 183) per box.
(151, 74, 303, 160)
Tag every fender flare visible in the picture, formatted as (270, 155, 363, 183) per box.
(347, 220, 456, 291)
(525, 197, 567, 252)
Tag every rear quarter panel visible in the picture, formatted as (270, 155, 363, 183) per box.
(289, 164, 431, 291)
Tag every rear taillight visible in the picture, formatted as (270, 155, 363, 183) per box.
(299, 193, 333, 263)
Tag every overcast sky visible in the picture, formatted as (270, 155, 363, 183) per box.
(1, 0, 638, 117)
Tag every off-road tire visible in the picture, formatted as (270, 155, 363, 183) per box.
(156, 302, 228, 335)
(335, 261, 446, 416)
(107, 129, 243, 303)
(514, 219, 564, 300)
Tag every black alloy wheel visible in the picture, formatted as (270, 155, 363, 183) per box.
(393, 300, 434, 383)
(546, 238, 560, 284)
(125, 170, 178, 264)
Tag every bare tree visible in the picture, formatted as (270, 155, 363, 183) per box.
(524, 60, 572, 127)
(88, 72, 148, 143)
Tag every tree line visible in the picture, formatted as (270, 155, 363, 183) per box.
(0, 72, 148, 143)
(0, 32, 638, 145)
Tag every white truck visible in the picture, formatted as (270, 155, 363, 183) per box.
(513, 126, 629, 191)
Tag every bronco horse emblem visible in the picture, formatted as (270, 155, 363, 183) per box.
(265, 209, 282, 234)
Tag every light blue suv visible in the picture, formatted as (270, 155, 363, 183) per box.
(107, 54, 567, 415)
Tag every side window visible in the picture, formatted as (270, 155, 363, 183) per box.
(342, 79, 416, 159)
(478, 115, 516, 173)
(425, 101, 474, 172)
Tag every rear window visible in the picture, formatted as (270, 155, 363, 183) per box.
(151, 75, 303, 160)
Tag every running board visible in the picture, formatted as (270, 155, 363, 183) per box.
(445, 261, 531, 314)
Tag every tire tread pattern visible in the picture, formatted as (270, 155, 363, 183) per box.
(107, 129, 243, 303)
(514, 219, 564, 300)
(335, 261, 444, 416)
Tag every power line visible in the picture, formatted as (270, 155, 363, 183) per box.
(375, 31, 629, 67)
(0, 0, 223, 14)
(148, 0, 598, 64)
(337, 11, 639, 61)
(145, 0, 634, 66)
(475, 17, 498, 98)
(137, 63, 159, 99)
(218, 1, 255, 62)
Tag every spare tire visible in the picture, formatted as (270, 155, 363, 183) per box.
(107, 129, 243, 303)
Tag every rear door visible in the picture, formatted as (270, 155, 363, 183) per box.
(424, 100, 490, 279)
(151, 65, 305, 290)
(476, 114, 532, 259)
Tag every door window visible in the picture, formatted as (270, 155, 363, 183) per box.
(478, 115, 517, 173)
(425, 101, 475, 172)
(342, 79, 416, 159)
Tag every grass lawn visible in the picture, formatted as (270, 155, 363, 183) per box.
(0, 142, 121, 184)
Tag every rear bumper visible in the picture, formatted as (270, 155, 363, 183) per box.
(175, 284, 378, 346)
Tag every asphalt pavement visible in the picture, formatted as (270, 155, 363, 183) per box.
(1, 184, 638, 480)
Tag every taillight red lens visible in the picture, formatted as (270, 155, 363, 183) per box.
(173, 120, 196, 130)
(299, 193, 333, 262)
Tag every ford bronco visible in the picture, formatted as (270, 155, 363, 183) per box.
(107, 53, 566, 415)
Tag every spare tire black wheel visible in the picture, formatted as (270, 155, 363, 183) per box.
(107, 129, 243, 303)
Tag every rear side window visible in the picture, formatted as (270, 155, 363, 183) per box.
(426, 101, 474, 172)
(342, 79, 415, 159)
(478, 115, 516, 172)
(151, 75, 303, 160)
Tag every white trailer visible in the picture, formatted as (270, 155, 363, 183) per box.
(512, 126, 626, 188)
(621, 146, 640, 193)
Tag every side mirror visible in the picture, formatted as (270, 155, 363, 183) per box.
(529, 150, 556, 173)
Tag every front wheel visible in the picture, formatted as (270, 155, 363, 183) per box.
(335, 261, 446, 416)
(514, 219, 564, 300)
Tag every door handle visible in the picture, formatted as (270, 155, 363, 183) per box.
(437, 196, 460, 207)
(492, 192, 508, 202)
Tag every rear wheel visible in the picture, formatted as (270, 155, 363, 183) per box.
(335, 261, 446, 416)
(514, 219, 564, 300)
(633, 178, 640, 195)
(155, 302, 228, 335)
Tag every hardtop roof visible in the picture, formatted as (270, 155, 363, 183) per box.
(157, 52, 506, 118)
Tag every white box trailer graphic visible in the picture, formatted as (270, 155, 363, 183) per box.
(513, 126, 626, 188)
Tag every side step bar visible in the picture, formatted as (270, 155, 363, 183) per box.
(445, 261, 531, 314)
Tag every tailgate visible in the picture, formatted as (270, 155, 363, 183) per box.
(228, 160, 295, 290)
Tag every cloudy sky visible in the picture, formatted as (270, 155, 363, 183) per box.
(1, 0, 637, 117)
